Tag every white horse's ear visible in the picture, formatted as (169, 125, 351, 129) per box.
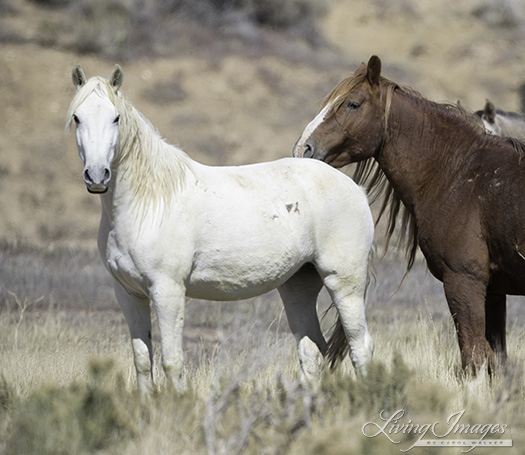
(110, 65, 123, 92)
(72, 64, 87, 88)
(484, 99, 496, 123)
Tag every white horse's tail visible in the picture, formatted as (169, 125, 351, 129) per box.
(326, 317, 348, 369)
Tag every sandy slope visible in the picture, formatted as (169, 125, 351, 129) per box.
(1, 0, 524, 245)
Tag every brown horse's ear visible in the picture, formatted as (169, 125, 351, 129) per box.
(484, 99, 496, 123)
(72, 64, 87, 88)
(110, 64, 123, 92)
(366, 55, 381, 86)
(354, 61, 367, 75)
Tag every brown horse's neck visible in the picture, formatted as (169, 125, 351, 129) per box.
(376, 91, 484, 212)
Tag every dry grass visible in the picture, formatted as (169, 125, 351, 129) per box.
(0, 242, 524, 454)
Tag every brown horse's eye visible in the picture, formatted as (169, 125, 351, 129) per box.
(347, 101, 361, 110)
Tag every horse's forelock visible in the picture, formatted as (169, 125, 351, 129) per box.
(320, 72, 368, 113)
(65, 77, 119, 132)
(319, 71, 402, 135)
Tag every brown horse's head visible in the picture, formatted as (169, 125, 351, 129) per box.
(293, 56, 386, 167)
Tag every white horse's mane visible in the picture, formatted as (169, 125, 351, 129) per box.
(66, 77, 194, 212)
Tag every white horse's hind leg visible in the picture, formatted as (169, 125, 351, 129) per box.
(297, 336, 324, 391)
(278, 264, 326, 390)
(114, 282, 153, 398)
(151, 279, 186, 393)
(323, 272, 373, 376)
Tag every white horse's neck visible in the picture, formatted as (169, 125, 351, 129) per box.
(104, 101, 196, 219)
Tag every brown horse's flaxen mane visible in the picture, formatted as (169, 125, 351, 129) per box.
(322, 69, 525, 271)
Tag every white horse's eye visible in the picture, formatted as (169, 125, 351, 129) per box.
(73, 114, 80, 124)
(114, 115, 120, 124)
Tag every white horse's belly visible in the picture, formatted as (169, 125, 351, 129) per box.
(185, 274, 291, 300)
(185, 245, 306, 300)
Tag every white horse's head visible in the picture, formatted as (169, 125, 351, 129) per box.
(476, 99, 499, 136)
(69, 65, 123, 193)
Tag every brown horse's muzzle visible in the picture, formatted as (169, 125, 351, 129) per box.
(292, 135, 316, 159)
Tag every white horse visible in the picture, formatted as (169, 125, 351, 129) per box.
(66, 65, 374, 397)
(476, 99, 525, 140)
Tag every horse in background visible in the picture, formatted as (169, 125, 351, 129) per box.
(66, 65, 375, 397)
(293, 55, 525, 375)
(476, 99, 525, 141)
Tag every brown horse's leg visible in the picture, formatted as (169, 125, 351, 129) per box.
(443, 271, 493, 374)
(485, 293, 507, 367)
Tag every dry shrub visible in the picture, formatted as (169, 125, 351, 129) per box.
(16, 0, 331, 60)
(321, 352, 411, 415)
(4, 359, 137, 455)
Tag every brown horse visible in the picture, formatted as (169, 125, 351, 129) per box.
(293, 55, 525, 374)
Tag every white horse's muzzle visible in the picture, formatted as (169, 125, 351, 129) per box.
(83, 166, 111, 193)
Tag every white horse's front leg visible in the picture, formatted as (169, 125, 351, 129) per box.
(114, 281, 153, 398)
(151, 279, 186, 392)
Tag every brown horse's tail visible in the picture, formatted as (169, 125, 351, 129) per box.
(326, 317, 348, 369)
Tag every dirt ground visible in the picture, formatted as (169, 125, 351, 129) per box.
(1, 0, 524, 245)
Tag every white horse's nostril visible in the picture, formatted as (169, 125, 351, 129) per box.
(83, 168, 93, 185)
(103, 167, 111, 184)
